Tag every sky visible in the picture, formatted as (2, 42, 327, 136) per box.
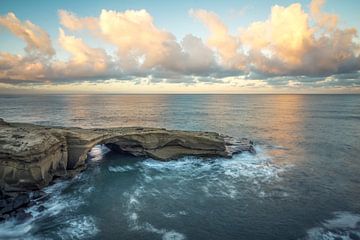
(0, 0, 359, 94)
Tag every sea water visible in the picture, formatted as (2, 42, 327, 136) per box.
(0, 94, 359, 240)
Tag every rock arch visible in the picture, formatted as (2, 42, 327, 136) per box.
(0, 120, 254, 191)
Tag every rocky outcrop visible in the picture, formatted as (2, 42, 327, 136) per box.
(0, 119, 255, 192)
(0, 189, 48, 222)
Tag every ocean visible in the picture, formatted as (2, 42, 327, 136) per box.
(0, 94, 359, 240)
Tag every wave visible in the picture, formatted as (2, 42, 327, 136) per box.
(0, 173, 99, 239)
(121, 145, 288, 238)
(137, 145, 287, 198)
(303, 212, 360, 240)
(57, 215, 99, 240)
(0, 144, 288, 239)
(108, 165, 135, 173)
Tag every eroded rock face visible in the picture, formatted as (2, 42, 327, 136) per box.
(0, 119, 255, 192)
(0, 125, 68, 191)
(104, 130, 225, 159)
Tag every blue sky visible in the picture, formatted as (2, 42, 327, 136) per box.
(0, 0, 359, 93)
(1, 0, 359, 54)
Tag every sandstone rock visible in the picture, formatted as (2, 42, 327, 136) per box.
(0, 123, 68, 191)
(0, 119, 255, 192)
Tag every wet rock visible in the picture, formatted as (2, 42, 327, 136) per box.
(0, 189, 15, 199)
(27, 201, 36, 207)
(350, 232, 360, 240)
(0, 192, 32, 221)
(0, 213, 10, 221)
(0, 191, 31, 221)
(13, 193, 30, 209)
(31, 190, 47, 200)
(37, 205, 46, 212)
(14, 208, 32, 222)
(0, 199, 6, 208)
(0, 201, 13, 215)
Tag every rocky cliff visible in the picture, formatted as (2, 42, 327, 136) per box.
(0, 118, 255, 192)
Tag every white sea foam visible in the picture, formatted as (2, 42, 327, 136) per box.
(140, 146, 284, 180)
(0, 174, 99, 240)
(163, 213, 177, 218)
(137, 145, 287, 199)
(304, 212, 360, 240)
(0, 144, 285, 239)
(108, 165, 135, 173)
(59, 215, 99, 240)
(162, 231, 186, 240)
(124, 183, 187, 239)
(163, 211, 188, 218)
(88, 144, 109, 162)
(127, 217, 186, 240)
(179, 211, 187, 216)
(122, 145, 285, 239)
(0, 220, 33, 239)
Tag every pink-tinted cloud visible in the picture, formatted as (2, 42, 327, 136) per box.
(0, 0, 359, 89)
(55, 28, 111, 76)
(0, 12, 55, 56)
(193, 2, 359, 76)
(310, 0, 338, 31)
(190, 9, 244, 69)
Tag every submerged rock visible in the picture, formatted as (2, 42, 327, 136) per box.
(31, 190, 47, 200)
(0, 191, 32, 221)
(14, 208, 32, 222)
(0, 119, 255, 192)
(13, 193, 30, 209)
(36, 205, 46, 212)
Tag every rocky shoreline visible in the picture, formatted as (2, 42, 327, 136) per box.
(0, 189, 48, 222)
(0, 118, 255, 222)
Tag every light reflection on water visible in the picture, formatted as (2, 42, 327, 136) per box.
(0, 94, 359, 240)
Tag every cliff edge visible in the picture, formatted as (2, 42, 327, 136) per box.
(0, 118, 255, 191)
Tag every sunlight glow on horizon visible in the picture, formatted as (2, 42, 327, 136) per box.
(0, 0, 359, 94)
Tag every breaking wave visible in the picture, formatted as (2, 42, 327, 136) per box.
(121, 146, 288, 238)
(303, 212, 360, 240)
(0, 144, 289, 239)
(0, 146, 105, 240)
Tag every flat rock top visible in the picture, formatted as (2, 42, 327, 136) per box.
(0, 125, 61, 156)
(0, 119, 254, 162)
(0, 118, 255, 194)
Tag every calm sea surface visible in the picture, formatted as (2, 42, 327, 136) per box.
(0, 94, 359, 240)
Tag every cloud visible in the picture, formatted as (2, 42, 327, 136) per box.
(54, 28, 112, 78)
(180, 34, 217, 72)
(310, 0, 338, 31)
(240, 3, 313, 67)
(0, 12, 55, 56)
(190, 9, 244, 69)
(58, 9, 217, 75)
(59, 9, 178, 70)
(98, 9, 177, 69)
(0, 0, 359, 90)
(0, 52, 49, 82)
(58, 10, 98, 32)
(192, 1, 360, 77)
